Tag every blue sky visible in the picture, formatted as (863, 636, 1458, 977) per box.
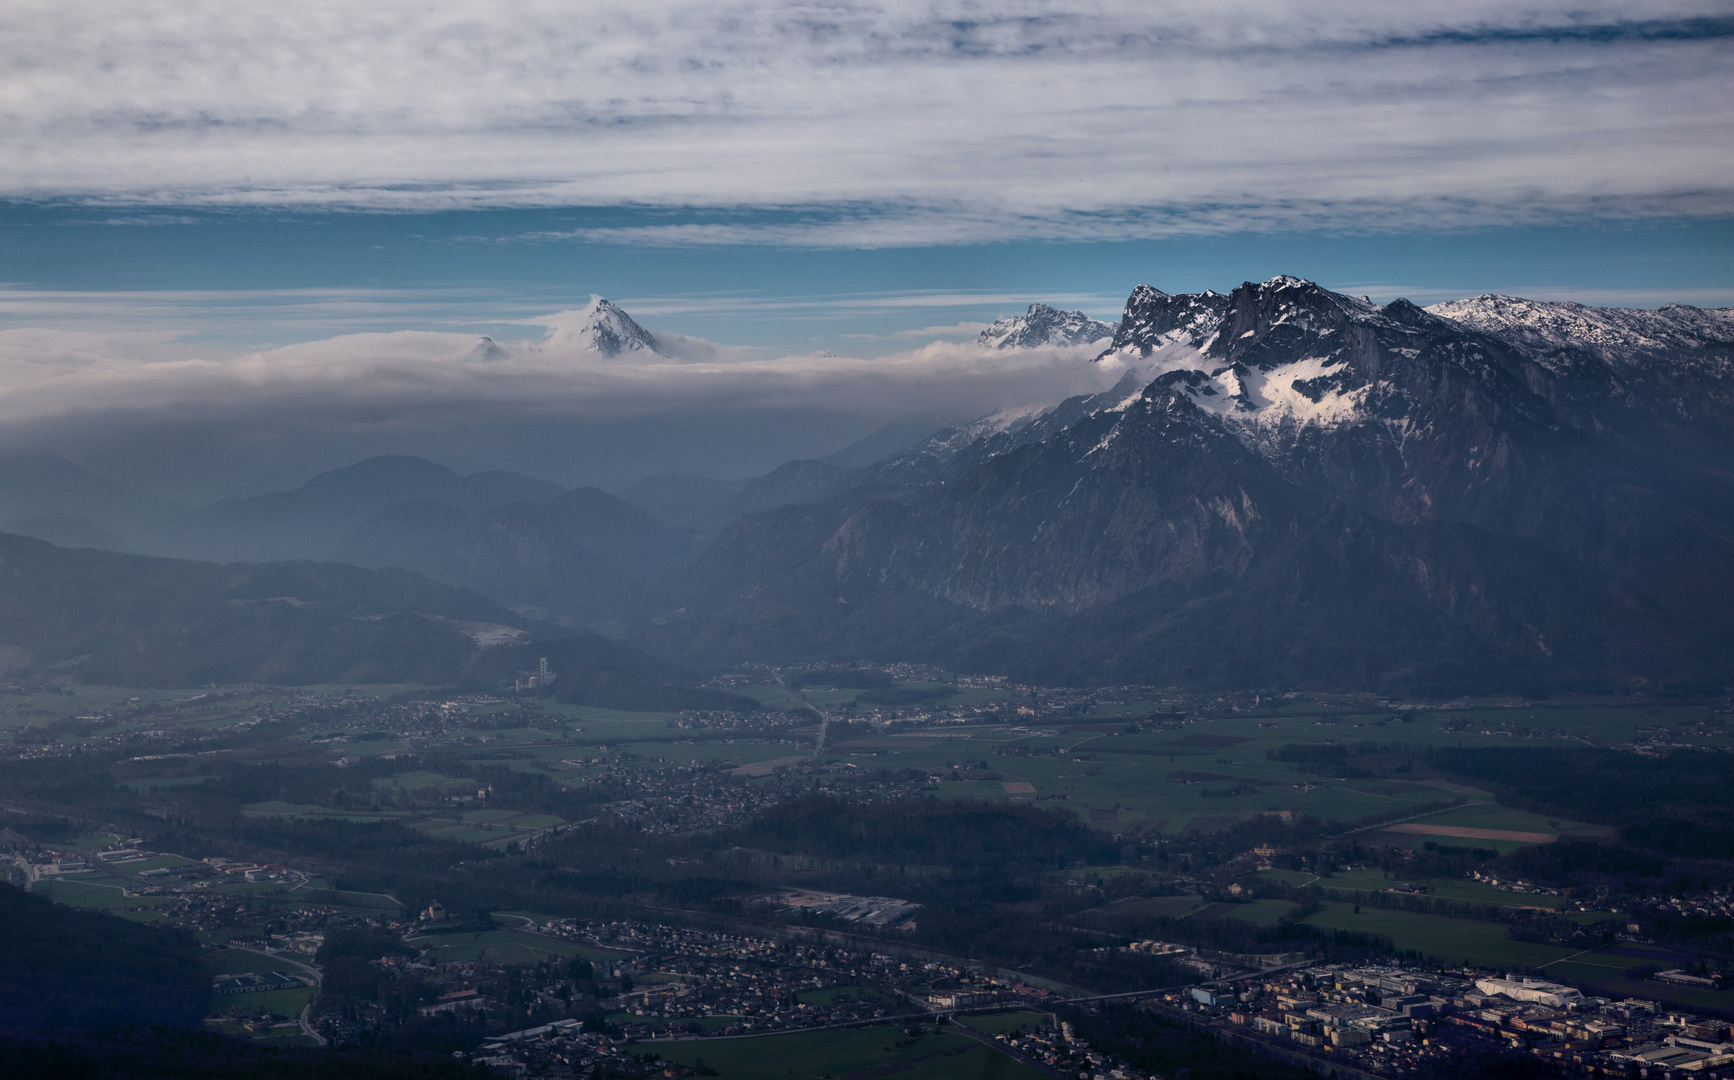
(3, 203, 1730, 353)
(0, 1, 1729, 497)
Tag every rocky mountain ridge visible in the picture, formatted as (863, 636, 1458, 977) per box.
(978, 303, 1116, 348)
(653, 277, 1734, 694)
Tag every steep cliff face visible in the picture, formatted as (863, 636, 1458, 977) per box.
(1427, 293, 1734, 439)
(656, 278, 1734, 693)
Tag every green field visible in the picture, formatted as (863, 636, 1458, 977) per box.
(290, 883, 402, 910)
(1300, 902, 1577, 968)
(795, 985, 902, 1009)
(1257, 869, 1320, 887)
(733, 684, 812, 712)
(34, 877, 177, 910)
(68, 678, 1708, 846)
(957, 1011, 1055, 1036)
(1213, 899, 1301, 926)
(210, 986, 314, 1021)
(205, 948, 313, 976)
(800, 696, 1734, 832)
(407, 807, 563, 849)
(1071, 894, 1206, 925)
(409, 928, 587, 964)
(645, 1023, 1045, 1080)
(119, 853, 201, 873)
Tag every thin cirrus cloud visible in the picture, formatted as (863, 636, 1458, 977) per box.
(1, 1, 1730, 243)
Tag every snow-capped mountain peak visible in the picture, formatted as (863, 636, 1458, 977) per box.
(547, 296, 664, 358)
(978, 303, 1115, 349)
(1426, 293, 1734, 365)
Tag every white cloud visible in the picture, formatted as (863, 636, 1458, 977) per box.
(0, 1, 1728, 239)
(0, 310, 1117, 437)
(888, 322, 992, 340)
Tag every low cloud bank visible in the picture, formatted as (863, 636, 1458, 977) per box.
(0, 314, 1127, 497)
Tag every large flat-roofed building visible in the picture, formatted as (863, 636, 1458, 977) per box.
(1474, 977, 1584, 1008)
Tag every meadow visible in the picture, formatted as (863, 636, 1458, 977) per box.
(407, 928, 591, 964)
(644, 1022, 1046, 1080)
(1296, 902, 1579, 969)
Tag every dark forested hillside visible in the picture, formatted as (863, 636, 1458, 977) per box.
(0, 533, 524, 686)
(0, 534, 738, 697)
(0, 883, 207, 1032)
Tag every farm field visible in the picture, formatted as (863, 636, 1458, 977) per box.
(409, 928, 588, 964)
(34, 675, 1713, 847)
(205, 948, 314, 976)
(795, 985, 903, 1010)
(210, 986, 315, 1024)
(34, 876, 178, 910)
(645, 1023, 1046, 1080)
(1314, 868, 1575, 911)
(957, 1011, 1056, 1036)
(1210, 898, 1301, 926)
(1298, 902, 1578, 969)
(1069, 894, 1208, 926)
(408, 808, 565, 849)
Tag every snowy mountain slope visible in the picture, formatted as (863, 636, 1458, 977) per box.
(886, 277, 1566, 531)
(1427, 294, 1734, 370)
(544, 296, 665, 358)
(658, 276, 1734, 693)
(978, 303, 1116, 349)
(1426, 294, 1734, 436)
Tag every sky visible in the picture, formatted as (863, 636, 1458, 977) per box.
(0, 1, 1730, 500)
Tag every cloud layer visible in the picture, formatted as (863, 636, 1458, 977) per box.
(0, 319, 1116, 425)
(0, 310, 1125, 496)
(4, 1, 1731, 240)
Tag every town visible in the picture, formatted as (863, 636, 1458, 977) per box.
(4, 674, 1732, 1080)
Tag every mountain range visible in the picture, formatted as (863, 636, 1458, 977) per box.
(647, 278, 1734, 695)
(978, 303, 1116, 348)
(2, 283, 1729, 694)
(0, 450, 180, 549)
(0, 530, 758, 708)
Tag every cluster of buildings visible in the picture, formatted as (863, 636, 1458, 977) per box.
(762, 889, 921, 928)
(551, 752, 933, 839)
(213, 970, 310, 995)
(470, 1019, 674, 1080)
(450, 918, 1057, 1040)
(1628, 888, 1734, 929)
(983, 1019, 1158, 1080)
(1165, 961, 1734, 1078)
